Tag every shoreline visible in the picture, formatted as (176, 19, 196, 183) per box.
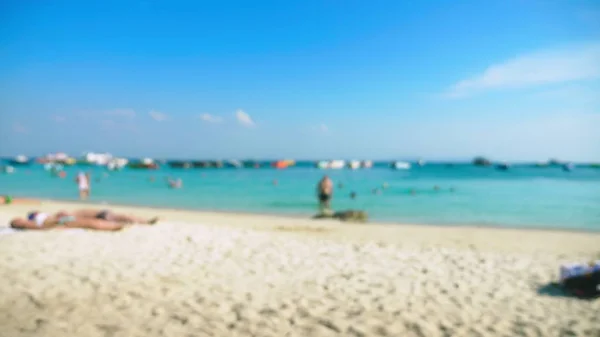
(2, 193, 599, 234)
(2, 197, 599, 336)
(2, 197, 599, 255)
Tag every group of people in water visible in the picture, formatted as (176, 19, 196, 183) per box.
(315, 175, 456, 213)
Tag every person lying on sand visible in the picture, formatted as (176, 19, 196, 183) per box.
(1, 195, 41, 205)
(10, 211, 124, 231)
(56, 208, 158, 225)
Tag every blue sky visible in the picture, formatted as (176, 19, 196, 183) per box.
(1, 0, 599, 161)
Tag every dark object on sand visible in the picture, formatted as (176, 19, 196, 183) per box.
(313, 210, 368, 223)
(562, 270, 600, 299)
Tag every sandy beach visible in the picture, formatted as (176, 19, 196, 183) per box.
(0, 200, 599, 337)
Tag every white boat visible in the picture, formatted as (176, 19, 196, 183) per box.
(361, 160, 373, 169)
(81, 152, 113, 166)
(329, 160, 346, 169)
(2, 166, 15, 174)
(348, 160, 361, 170)
(107, 158, 128, 171)
(392, 161, 411, 170)
(316, 161, 329, 169)
(417, 159, 426, 167)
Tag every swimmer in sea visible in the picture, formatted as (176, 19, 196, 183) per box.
(350, 191, 357, 200)
(167, 177, 183, 189)
(434, 185, 440, 191)
(317, 175, 333, 212)
(382, 182, 389, 189)
(338, 182, 344, 189)
(75, 171, 91, 200)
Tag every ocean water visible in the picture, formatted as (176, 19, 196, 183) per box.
(1, 163, 599, 231)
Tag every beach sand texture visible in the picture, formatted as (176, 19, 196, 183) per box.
(1, 201, 599, 337)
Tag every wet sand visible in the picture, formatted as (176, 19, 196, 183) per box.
(1, 200, 599, 337)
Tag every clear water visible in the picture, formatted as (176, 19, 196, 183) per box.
(1, 163, 599, 231)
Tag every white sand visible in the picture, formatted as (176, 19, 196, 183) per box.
(0, 201, 599, 337)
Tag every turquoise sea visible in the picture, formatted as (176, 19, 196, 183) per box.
(1, 162, 599, 231)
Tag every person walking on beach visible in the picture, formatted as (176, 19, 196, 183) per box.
(317, 175, 333, 213)
(76, 171, 91, 200)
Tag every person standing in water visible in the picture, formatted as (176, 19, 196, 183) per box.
(76, 171, 91, 200)
(317, 175, 333, 213)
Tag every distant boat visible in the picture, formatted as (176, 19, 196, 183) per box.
(329, 160, 345, 169)
(348, 160, 361, 170)
(473, 156, 492, 167)
(272, 160, 295, 169)
(8, 155, 30, 166)
(392, 161, 411, 170)
(562, 163, 575, 172)
(1, 165, 15, 174)
(361, 160, 373, 169)
(107, 158, 128, 171)
(316, 161, 329, 169)
(128, 158, 159, 170)
(417, 159, 426, 167)
(225, 160, 242, 168)
(168, 161, 192, 169)
(496, 163, 510, 171)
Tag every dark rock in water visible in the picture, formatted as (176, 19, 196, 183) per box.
(473, 156, 492, 167)
(313, 210, 368, 223)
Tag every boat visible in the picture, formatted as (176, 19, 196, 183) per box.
(107, 158, 128, 171)
(391, 161, 411, 170)
(79, 152, 114, 166)
(473, 156, 492, 167)
(348, 160, 361, 170)
(329, 160, 345, 169)
(8, 155, 30, 166)
(272, 159, 295, 169)
(496, 163, 510, 171)
(242, 160, 261, 168)
(1, 165, 15, 174)
(225, 160, 242, 169)
(37, 152, 76, 165)
(128, 158, 159, 170)
(316, 161, 329, 169)
(361, 160, 373, 169)
(168, 161, 192, 169)
(417, 159, 426, 167)
(562, 163, 575, 172)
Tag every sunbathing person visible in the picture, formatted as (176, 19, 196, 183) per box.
(10, 211, 124, 231)
(56, 208, 159, 225)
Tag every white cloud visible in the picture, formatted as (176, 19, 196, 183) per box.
(52, 115, 66, 122)
(149, 110, 168, 122)
(445, 42, 600, 98)
(235, 109, 254, 127)
(199, 113, 223, 123)
(105, 108, 136, 119)
(12, 123, 28, 134)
